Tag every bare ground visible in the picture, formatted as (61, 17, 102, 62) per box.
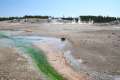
(0, 48, 45, 80)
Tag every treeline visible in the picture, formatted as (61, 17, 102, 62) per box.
(0, 15, 49, 21)
(0, 17, 23, 21)
(60, 16, 120, 23)
(1, 15, 120, 23)
(80, 16, 120, 23)
(61, 17, 78, 22)
(23, 15, 49, 19)
(61, 17, 74, 21)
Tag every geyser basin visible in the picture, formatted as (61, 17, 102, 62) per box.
(12, 36, 81, 80)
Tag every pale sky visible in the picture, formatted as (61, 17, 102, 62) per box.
(0, 0, 119, 17)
